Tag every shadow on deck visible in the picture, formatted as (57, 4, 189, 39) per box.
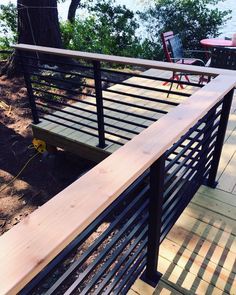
(31, 68, 199, 162)
(130, 93, 236, 294)
(1, 44, 236, 295)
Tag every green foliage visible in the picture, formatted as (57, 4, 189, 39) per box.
(60, 0, 148, 58)
(0, 2, 17, 49)
(0, 0, 232, 63)
(139, 0, 232, 53)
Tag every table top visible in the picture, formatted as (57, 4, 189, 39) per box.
(200, 38, 235, 47)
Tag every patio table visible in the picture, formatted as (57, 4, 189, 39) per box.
(200, 38, 235, 48)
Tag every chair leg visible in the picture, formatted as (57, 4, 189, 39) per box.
(184, 75, 190, 83)
(163, 80, 170, 86)
(163, 72, 175, 86)
(167, 72, 177, 97)
(177, 74, 183, 89)
(174, 74, 184, 90)
(167, 81, 174, 97)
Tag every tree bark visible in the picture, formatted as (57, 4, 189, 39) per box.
(68, 0, 81, 23)
(18, 0, 62, 48)
(1, 0, 63, 77)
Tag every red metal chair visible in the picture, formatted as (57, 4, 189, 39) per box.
(161, 31, 206, 92)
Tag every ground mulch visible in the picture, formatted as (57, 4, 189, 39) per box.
(0, 71, 94, 236)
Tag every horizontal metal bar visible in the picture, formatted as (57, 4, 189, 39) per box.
(104, 247, 147, 294)
(165, 122, 219, 180)
(104, 122, 139, 135)
(21, 174, 149, 294)
(32, 87, 96, 106)
(93, 228, 148, 294)
(164, 133, 217, 198)
(33, 95, 98, 120)
(37, 106, 98, 132)
(120, 259, 147, 294)
(163, 143, 216, 218)
(161, 161, 212, 242)
(103, 96, 168, 114)
(103, 105, 156, 122)
(60, 200, 149, 293)
(166, 118, 220, 172)
(103, 137, 124, 146)
(30, 79, 94, 95)
(104, 129, 132, 141)
(18, 54, 94, 70)
(80, 223, 148, 294)
(15, 44, 230, 77)
(166, 103, 223, 155)
(37, 116, 99, 138)
(104, 114, 148, 129)
(100, 77, 191, 97)
(19, 62, 94, 80)
(45, 185, 149, 294)
(29, 71, 96, 90)
(165, 139, 216, 199)
(104, 88, 179, 106)
(101, 67, 203, 88)
(35, 102, 98, 128)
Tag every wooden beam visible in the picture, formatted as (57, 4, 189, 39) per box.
(32, 125, 110, 163)
(13, 44, 236, 77)
(0, 75, 236, 294)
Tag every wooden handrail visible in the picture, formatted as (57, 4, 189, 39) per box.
(13, 44, 236, 77)
(0, 74, 236, 294)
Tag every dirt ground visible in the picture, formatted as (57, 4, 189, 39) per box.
(0, 71, 95, 236)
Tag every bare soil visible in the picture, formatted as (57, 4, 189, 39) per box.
(0, 71, 94, 236)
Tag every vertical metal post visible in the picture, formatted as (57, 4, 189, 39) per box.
(93, 61, 106, 148)
(18, 50, 39, 124)
(207, 89, 234, 188)
(141, 155, 165, 287)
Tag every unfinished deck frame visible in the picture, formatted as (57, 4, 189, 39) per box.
(0, 45, 235, 294)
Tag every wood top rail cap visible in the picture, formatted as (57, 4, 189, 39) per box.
(0, 75, 236, 295)
(13, 43, 236, 77)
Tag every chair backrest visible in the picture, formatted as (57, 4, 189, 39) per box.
(161, 31, 184, 62)
(210, 47, 236, 70)
(161, 31, 174, 62)
(168, 34, 184, 60)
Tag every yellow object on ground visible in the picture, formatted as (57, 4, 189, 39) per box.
(32, 139, 47, 153)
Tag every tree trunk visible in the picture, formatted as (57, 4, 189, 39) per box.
(1, 0, 63, 77)
(18, 0, 62, 48)
(68, 0, 81, 23)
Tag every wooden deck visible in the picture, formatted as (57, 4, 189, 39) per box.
(129, 91, 236, 295)
(32, 68, 198, 161)
(33, 69, 236, 293)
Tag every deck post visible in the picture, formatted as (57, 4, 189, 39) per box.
(17, 51, 40, 124)
(207, 88, 234, 188)
(140, 155, 165, 287)
(93, 61, 106, 148)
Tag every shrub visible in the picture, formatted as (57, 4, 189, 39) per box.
(60, 0, 146, 58)
(139, 0, 232, 56)
(0, 3, 17, 47)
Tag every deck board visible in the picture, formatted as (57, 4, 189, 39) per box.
(32, 69, 236, 294)
(130, 87, 236, 294)
(130, 187, 236, 294)
(32, 69, 196, 159)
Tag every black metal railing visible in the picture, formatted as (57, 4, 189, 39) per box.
(19, 87, 234, 294)
(1, 45, 233, 294)
(17, 50, 204, 149)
